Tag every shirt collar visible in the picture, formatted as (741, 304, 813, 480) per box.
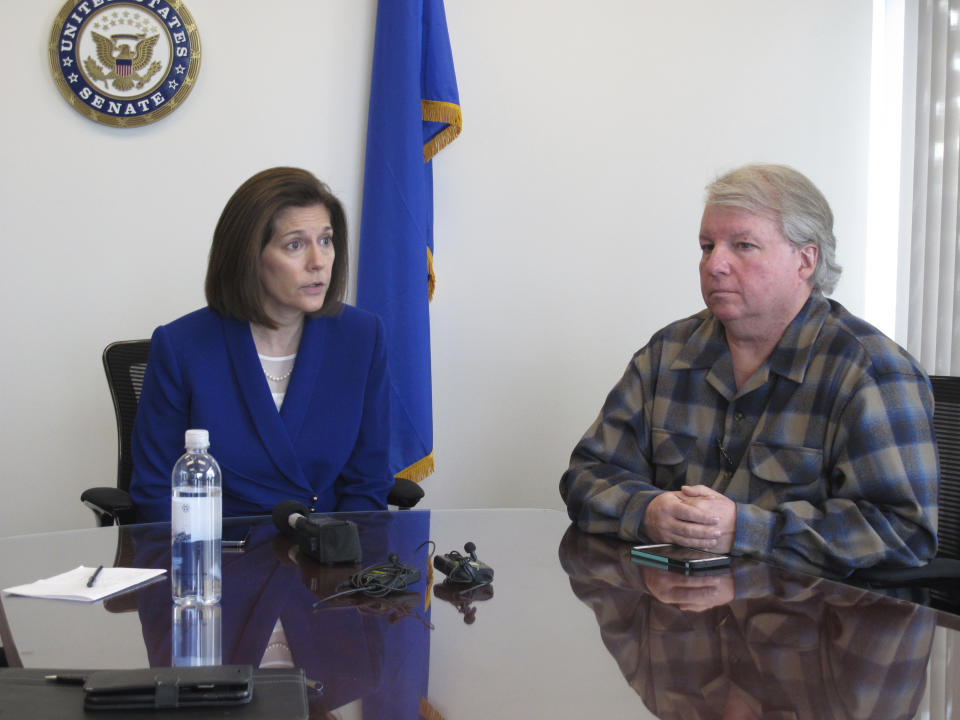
(767, 293, 829, 384)
(671, 294, 829, 386)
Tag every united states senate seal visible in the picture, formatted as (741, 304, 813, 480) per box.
(48, 0, 201, 128)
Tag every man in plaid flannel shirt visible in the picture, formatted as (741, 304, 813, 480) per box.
(560, 164, 938, 577)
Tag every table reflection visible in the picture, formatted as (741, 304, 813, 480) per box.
(558, 527, 937, 720)
(115, 513, 432, 719)
(172, 603, 221, 666)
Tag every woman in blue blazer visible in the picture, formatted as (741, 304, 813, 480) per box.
(130, 168, 393, 522)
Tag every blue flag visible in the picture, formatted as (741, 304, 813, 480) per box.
(356, 0, 461, 483)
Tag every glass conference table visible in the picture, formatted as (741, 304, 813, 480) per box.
(1, 508, 959, 719)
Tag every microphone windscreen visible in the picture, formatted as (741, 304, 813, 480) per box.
(272, 500, 311, 536)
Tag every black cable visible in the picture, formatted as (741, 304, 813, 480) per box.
(442, 554, 493, 596)
(440, 550, 484, 584)
(433, 542, 494, 593)
(312, 542, 434, 608)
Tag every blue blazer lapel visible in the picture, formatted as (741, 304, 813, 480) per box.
(279, 315, 327, 440)
(221, 315, 309, 490)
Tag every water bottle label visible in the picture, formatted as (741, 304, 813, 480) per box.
(171, 496, 222, 541)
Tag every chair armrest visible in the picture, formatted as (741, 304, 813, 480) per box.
(80, 487, 136, 526)
(82, 481, 424, 521)
(851, 557, 960, 586)
(388, 478, 425, 510)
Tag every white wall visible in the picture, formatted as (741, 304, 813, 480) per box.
(0, 0, 873, 536)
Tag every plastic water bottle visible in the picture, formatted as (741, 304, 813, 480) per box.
(171, 429, 222, 605)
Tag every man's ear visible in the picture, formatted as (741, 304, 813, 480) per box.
(798, 243, 818, 282)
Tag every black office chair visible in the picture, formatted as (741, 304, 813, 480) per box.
(930, 375, 960, 561)
(82, 340, 424, 527)
(81, 340, 149, 526)
(851, 375, 960, 594)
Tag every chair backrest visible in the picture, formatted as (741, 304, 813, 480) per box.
(103, 340, 151, 493)
(931, 376, 960, 560)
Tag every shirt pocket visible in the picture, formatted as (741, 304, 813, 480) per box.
(651, 428, 698, 488)
(747, 442, 823, 486)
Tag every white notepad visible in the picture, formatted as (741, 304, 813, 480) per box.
(2, 565, 166, 602)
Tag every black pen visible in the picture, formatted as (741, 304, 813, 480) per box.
(86, 565, 104, 588)
(45, 674, 87, 685)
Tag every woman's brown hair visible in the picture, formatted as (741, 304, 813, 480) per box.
(205, 167, 348, 328)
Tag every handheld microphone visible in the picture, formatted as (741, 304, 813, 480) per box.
(271, 500, 362, 564)
(272, 500, 318, 537)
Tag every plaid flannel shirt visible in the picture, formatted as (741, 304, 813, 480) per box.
(560, 295, 938, 576)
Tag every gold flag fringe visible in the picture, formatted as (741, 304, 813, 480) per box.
(402, 99, 457, 489)
(394, 450, 434, 483)
(419, 697, 446, 720)
(422, 100, 462, 162)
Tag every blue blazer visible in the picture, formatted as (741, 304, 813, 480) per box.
(129, 305, 393, 522)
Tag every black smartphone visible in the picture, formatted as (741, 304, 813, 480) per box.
(222, 525, 251, 549)
(631, 543, 731, 570)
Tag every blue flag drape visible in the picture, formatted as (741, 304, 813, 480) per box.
(356, 0, 461, 482)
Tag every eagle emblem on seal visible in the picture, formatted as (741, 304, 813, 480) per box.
(84, 32, 162, 92)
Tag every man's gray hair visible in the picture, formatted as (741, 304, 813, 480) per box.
(705, 163, 842, 295)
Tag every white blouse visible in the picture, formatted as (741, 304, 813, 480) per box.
(258, 352, 296, 411)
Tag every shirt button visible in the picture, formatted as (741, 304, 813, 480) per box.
(735, 412, 744, 422)
(311, 495, 318, 503)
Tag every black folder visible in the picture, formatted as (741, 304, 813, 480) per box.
(0, 666, 307, 718)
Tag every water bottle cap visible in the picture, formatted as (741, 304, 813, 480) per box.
(184, 429, 210, 450)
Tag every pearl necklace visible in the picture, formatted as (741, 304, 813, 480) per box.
(264, 367, 293, 383)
